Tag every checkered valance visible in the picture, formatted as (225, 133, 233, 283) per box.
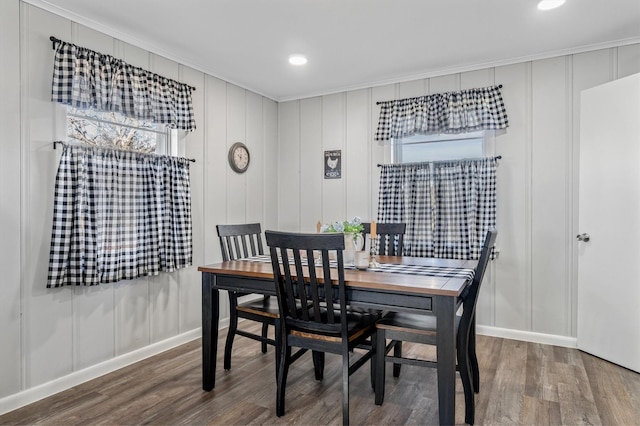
(51, 40, 196, 131)
(374, 85, 508, 143)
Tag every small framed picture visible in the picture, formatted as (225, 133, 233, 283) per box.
(324, 150, 341, 179)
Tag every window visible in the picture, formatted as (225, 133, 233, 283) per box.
(47, 107, 191, 287)
(382, 131, 496, 259)
(67, 107, 178, 155)
(392, 131, 485, 164)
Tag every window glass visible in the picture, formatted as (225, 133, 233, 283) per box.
(67, 107, 171, 154)
(393, 131, 485, 163)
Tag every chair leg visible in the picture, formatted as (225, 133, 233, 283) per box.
(458, 330, 475, 425)
(393, 341, 402, 377)
(469, 318, 480, 393)
(261, 323, 269, 353)
(276, 344, 291, 417)
(274, 319, 281, 380)
(370, 333, 376, 390)
(375, 329, 386, 405)
(224, 292, 239, 370)
(342, 346, 350, 426)
(312, 351, 325, 380)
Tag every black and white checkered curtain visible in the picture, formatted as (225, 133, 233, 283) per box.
(433, 158, 497, 259)
(377, 157, 497, 260)
(47, 144, 193, 287)
(51, 40, 196, 131)
(377, 163, 434, 257)
(375, 85, 508, 143)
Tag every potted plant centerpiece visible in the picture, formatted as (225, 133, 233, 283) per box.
(320, 216, 364, 265)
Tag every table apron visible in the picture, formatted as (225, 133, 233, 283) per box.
(212, 273, 445, 314)
(214, 275, 277, 296)
(347, 288, 433, 312)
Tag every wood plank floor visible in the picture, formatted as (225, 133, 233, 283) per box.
(1, 322, 639, 425)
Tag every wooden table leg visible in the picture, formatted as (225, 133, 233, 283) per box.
(202, 272, 219, 391)
(435, 295, 456, 425)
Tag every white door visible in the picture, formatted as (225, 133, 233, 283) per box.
(577, 73, 640, 373)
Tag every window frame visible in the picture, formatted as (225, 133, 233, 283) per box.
(66, 106, 179, 155)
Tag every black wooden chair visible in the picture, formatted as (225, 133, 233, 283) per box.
(362, 222, 406, 256)
(216, 223, 279, 370)
(265, 230, 377, 426)
(374, 228, 497, 425)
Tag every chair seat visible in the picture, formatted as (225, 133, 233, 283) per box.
(288, 309, 378, 342)
(236, 297, 281, 318)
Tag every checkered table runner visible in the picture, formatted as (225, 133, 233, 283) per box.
(243, 255, 475, 281)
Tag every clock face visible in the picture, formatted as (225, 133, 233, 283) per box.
(228, 142, 250, 173)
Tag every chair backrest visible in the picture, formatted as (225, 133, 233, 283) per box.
(216, 223, 264, 261)
(460, 228, 497, 323)
(362, 222, 406, 256)
(265, 231, 348, 337)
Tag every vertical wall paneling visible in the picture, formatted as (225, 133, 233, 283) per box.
(263, 98, 279, 232)
(277, 101, 300, 231)
(398, 79, 426, 99)
(0, 0, 22, 398)
(618, 44, 640, 78)
(299, 97, 323, 231)
(429, 74, 459, 94)
(179, 65, 206, 333)
(492, 63, 531, 331)
(23, 4, 74, 388)
(204, 75, 229, 322)
(227, 84, 247, 222)
(204, 75, 228, 265)
(246, 90, 265, 225)
(345, 90, 370, 222)
(530, 57, 571, 336)
(321, 93, 346, 222)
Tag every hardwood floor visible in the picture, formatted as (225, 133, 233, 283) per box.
(1, 322, 639, 425)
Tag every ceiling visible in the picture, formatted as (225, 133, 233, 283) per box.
(30, 0, 640, 101)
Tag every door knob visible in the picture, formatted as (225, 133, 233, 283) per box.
(576, 233, 590, 242)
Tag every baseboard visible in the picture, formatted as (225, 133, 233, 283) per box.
(477, 325, 577, 348)
(0, 328, 202, 416)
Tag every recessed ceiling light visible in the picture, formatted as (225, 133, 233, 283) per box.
(288, 54, 307, 66)
(537, 0, 566, 10)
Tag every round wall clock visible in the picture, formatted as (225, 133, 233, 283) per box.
(228, 142, 250, 173)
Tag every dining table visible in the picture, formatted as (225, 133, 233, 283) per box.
(198, 253, 477, 425)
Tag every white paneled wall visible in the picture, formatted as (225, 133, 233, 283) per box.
(0, 0, 22, 399)
(278, 44, 640, 341)
(0, 1, 278, 411)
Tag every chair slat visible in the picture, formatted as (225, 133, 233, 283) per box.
(363, 222, 407, 256)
